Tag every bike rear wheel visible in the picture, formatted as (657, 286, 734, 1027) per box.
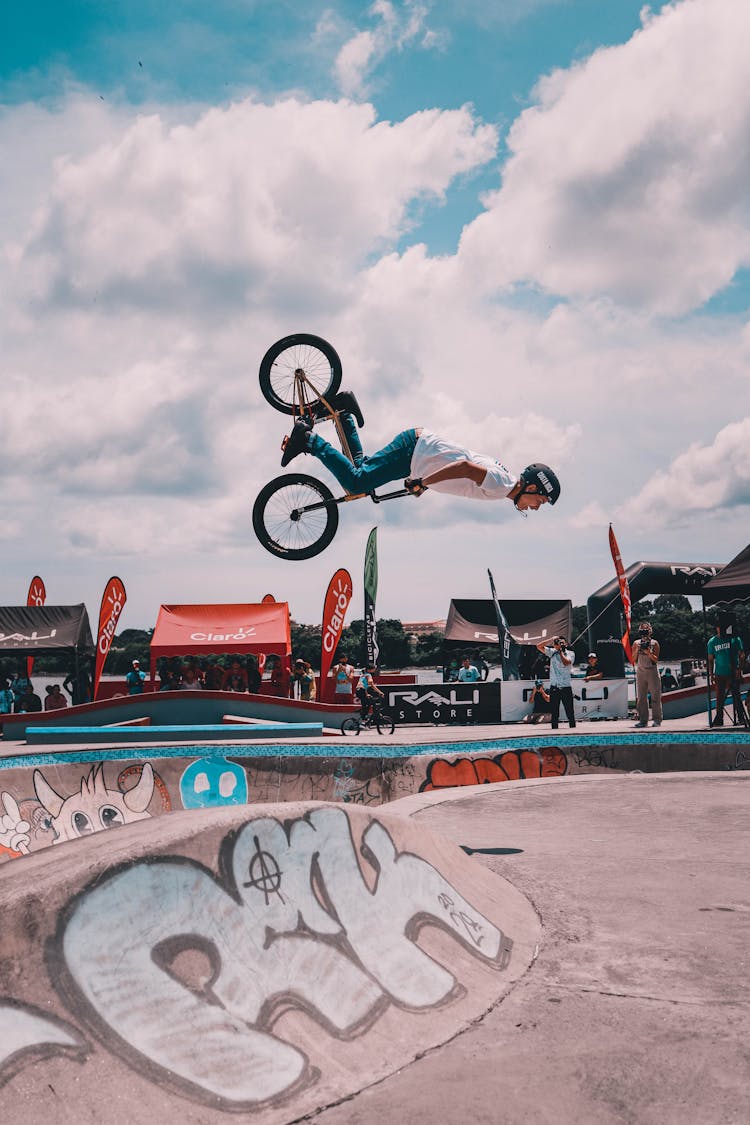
(341, 717, 361, 736)
(252, 473, 339, 560)
(259, 334, 342, 415)
(376, 711, 395, 735)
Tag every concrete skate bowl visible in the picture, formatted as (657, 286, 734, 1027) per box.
(0, 802, 540, 1124)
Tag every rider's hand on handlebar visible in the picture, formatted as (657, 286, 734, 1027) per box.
(404, 477, 428, 496)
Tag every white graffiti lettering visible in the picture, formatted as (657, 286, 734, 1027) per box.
(57, 808, 508, 1108)
(0, 1001, 85, 1079)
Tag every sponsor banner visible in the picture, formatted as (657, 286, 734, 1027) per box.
(364, 528, 379, 669)
(386, 682, 501, 725)
(93, 577, 127, 699)
(608, 525, 634, 663)
(26, 576, 46, 679)
(320, 569, 353, 697)
(500, 679, 628, 722)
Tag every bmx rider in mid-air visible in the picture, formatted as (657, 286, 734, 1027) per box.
(280, 391, 561, 511)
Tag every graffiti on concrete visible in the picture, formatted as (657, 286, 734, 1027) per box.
(0, 999, 87, 1087)
(420, 747, 567, 792)
(0, 763, 159, 860)
(48, 807, 511, 1110)
(180, 757, 248, 809)
(33, 762, 155, 844)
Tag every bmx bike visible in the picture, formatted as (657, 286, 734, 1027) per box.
(252, 333, 413, 560)
(341, 701, 396, 737)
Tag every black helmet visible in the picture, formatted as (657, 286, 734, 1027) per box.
(519, 463, 560, 505)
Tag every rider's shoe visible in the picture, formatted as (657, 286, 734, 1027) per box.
(334, 390, 365, 427)
(281, 418, 313, 467)
(307, 390, 365, 428)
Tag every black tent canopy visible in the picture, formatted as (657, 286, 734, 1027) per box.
(445, 599, 572, 647)
(0, 605, 95, 658)
(702, 543, 750, 606)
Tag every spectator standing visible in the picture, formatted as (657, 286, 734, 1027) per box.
(584, 653, 603, 682)
(632, 623, 662, 728)
(10, 670, 31, 713)
(223, 660, 249, 693)
(246, 659, 262, 694)
(470, 650, 490, 681)
(332, 655, 354, 701)
(707, 622, 747, 728)
(536, 637, 576, 729)
(457, 657, 481, 683)
(44, 684, 68, 711)
(660, 667, 679, 693)
(63, 664, 92, 705)
(523, 680, 551, 725)
(0, 678, 14, 713)
(181, 668, 202, 690)
(126, 660, 146, 695)
(19, 688, 42, 713)
(203, 660, 225, 691)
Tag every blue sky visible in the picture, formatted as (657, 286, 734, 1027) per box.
(1, 0, 749, 628)
(2, 1, 649, 254)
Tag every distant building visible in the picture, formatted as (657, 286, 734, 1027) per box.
(401, 620, 445, 637)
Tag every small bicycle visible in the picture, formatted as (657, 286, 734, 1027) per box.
(341, 701, 396, 737)
(252, 333, 413, 560)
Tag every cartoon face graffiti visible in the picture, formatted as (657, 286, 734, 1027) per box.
(180, 757, 248, 810)
(33, 763, 155, 844)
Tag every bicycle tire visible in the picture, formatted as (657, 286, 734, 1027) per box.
(259, 334, 342, 415)
(376, 711, 395, 735)
(341, 717, 361, 736)
(252, 473, 339, 560)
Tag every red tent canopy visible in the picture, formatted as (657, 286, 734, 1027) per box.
(149, 603, 292, 675)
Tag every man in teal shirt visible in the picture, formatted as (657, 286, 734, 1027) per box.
(457, 657, 481, 683)
(707, 623, 746, 727)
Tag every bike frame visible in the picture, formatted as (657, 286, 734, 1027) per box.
(289, 367, 410, 516)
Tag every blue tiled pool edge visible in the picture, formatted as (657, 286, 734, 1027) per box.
(1, 729, 748, 771)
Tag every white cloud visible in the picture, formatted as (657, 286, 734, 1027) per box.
(9, 96, 495, 311)
(458, 0, 750, 314)
(334, 1, 443, 99)
(617, 418, 750, 528)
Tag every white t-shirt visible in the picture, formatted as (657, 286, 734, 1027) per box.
(410, 431, 517, 500)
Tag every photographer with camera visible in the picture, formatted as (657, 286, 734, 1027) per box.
(632, 622, 662, 728)
(535, 636, 576, 729)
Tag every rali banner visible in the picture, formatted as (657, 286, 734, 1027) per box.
(93, 576, 127, 699)
(320, 568, 353, 700)
(26, 575, 46, 679)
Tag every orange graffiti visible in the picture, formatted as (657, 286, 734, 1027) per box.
(420, 747, 567, 792)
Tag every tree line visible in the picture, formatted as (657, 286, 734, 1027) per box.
(26, 598, 750, 675)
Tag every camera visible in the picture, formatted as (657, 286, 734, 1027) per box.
(639, 636, 651, 650)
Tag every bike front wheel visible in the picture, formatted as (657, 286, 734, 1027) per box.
(259, 334, 342, 415)
(252, 474, 339, 560)
(341, 717, 361, 736)
(376, 711, 395, 735)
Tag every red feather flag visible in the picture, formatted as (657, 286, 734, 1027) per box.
(608, 525, 634, 664)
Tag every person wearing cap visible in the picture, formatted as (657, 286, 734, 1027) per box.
(280, 402, 560, 511)
(584, 653, 603, 681)
(632, 622, 662, 728)
(535, 636, 576, 729)
(126, 659, 146, 695)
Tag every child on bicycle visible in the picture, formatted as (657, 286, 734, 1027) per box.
(356, 665, 384, 720)
(281, 392, 560, 511)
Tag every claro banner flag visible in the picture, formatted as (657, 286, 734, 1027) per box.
(320, 568, 353, 699)
(364, 528, 379, 669)
(608, 524, 634, 664)
(93, 576, 127, 699)
(26, 576, 46, 680)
